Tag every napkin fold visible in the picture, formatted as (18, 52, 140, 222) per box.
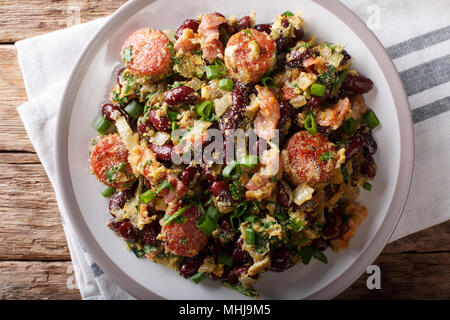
(15, 0, 450, 299)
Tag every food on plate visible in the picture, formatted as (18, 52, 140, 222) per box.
(90, 10, 378, 298)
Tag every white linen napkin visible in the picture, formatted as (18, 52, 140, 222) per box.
(15, 1, 450, 299)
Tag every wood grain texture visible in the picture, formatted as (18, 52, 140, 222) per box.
(338, 252, 450, 299)
(0, 45, 33, 152)
(0, 153, 70, 261)
(0, 261, 81, 299)
(0, 0, 127, 43)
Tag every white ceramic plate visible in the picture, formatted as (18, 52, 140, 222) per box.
(55, 0, 414, 299)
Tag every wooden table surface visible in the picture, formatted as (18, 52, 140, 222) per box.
(0, 0, 448, 300)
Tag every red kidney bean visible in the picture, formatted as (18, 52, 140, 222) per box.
(281, 18, 290, 28)
(164, 85, 196, 106)
(142, 221, 160, 246)
(277, 102, 295, 135)
(276, 183, 290, 208)
(107, 217, 122, 231)
(116, 67, 126, 88)
(119, 222, 139, 243)
(232, 238, 252, 263)
(180, 255, 204, 278)
(270, 248, 295, 272)
(181, 166, 199, 186)
(254, 23, 272, 34)
(211, 181, 233, 204)
(362, 153, 377, 178)
(323, 208, 340, 239)
(276, 37, 289, 53)
(341, 50, 351, 64)
(219, 219, 233, 235)
(175, 19, 199, 39)
(361, 129, 378, 155)
(237, 16, 251, 31)
(148, 109, 171, 132)
(149, 143, 173, 162)
(341, 75, 374, 94)
(308, 95, 325, 109)
(109, 190, 134, 216)
(345, 134, 364, 159)
(312, 238, 328, 251)
(201, 163, 217, 183)
(220, 82, 249, 133)
(101, 104, 123, 123)
(137, 116, 153, 135)
(294, 27, 305, 41)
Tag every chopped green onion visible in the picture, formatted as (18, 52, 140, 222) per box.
(261, 76, 276, 88)
(222, 161, 241, 180)
(93, 116, 111, 135)
(334, 68, 349, 92)
(162, 204, 192, 226)
(101, 186, 115, 198)
(206, 206, 221, 224)
(283, 11, 294, 17)
(190, 272, 206, 284)
(341, 166, 351, 184)
(318, 150, 335, 161)
(205, 65, 221, 80)
(121, 46, 132, 63)
(311, 83, 326, 96)
(196, 215, 217, 235)
(139, 189, 155, 204)
(196, 101, 214, 120)
(304, 113, 317, 135)
(312, 250, 328, 264)
(204, 194, 215, 207)
(242, 29, 252, 38)
(215, 59, 227, 76)
(166, 110, 179, 122)
(342, 117, 358, 136)
(131, 246, 145, 258)
(217, 253, 233, 267)
(363, 182, 373, 191)
(125, 100, 144, 119)
(223, 282, 259, 298)
(363, 109, 380, 129)
(245, 215, 258, 223)
(240, 155, 259, 168)
(155, 179, 173, 195)
(218, 78, 234, 91)
(245, 227, 255, 245)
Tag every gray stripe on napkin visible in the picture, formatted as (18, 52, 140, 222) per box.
(412, 96, 450, 123)
(400, 55, 450, 96)
(90, 263, 104, 278)
(387, 25, 450, 59)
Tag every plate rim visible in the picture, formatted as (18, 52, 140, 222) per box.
(55, 0, 414, 300)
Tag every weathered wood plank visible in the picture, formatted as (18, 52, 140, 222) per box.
(0, 261, 81, 300)
(0, 160, 70, 260)
(338, 251, 450, 299)
(0, 252, 448, 300)
(0, 45, 33, 152)
(0, 0, 127, 43)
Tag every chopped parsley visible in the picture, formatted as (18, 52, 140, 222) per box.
(341, 166, 351, 184)
(242, 29, 252, 38)
(105, 162, 126, 183)
(121, 46, 132, 63)
(318, 150, 335, 161)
